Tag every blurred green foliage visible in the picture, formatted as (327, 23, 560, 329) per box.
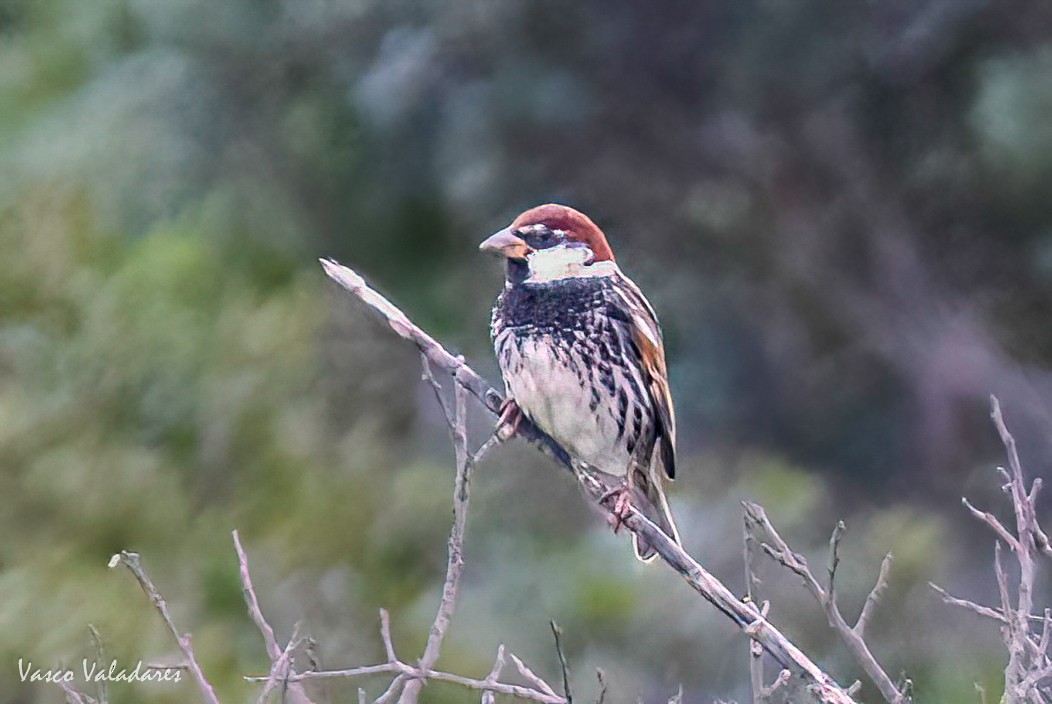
(3, 0, 1052, 701)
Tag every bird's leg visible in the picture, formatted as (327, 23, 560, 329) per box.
(599, 482, 634, 534)
(495, 398, 525, 440)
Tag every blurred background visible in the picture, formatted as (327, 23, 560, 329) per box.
(3, 0, 1052, 701)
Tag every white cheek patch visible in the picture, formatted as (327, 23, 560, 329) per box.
(526, 245, 595, 283)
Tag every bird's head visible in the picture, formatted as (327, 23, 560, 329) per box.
(479, 204, 615, 283)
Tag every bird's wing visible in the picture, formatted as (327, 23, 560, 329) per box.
(609, 272, 676, 479)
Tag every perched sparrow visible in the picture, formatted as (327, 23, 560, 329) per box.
(480, 204, 681, 562)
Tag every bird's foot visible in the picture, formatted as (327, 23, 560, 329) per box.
(495, 398, 525, 441)
(599, 484, 634, 534)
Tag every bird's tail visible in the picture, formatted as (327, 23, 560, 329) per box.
(630, 462, 681, 563)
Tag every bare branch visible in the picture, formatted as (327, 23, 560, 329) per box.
(481, 645, 506, 704)
(234, 531, 282, 660)
(595, 669, 608, 704)
(943, 397, 1052, 703)
(929, 582, 1007, 623)
(421, 354, 456, 428)
(87, 625, 108, 704)
(247, 662, 567, 703)
(856, 554, 893, 639)
(744, 515, 765, 704)
(398, 380, 474, 704)
(321, 258, 860, 704)
(550, 620, 574, 704)
(1039, 609, 1051, 661)
(255, 625, 306, 704)
(107, 552, 220, 704)
(961, 497, 1020, 553)
(470, 430, 505, 467)
(827, 521, 846, 603)
(762, 670, 792, 700)
(380, 609, 398, 663)
(510, 653, 561, 699)
(233, 530, 315, 704)
(374, 674, 406, 704)
(743, 503, 906, 704)
(58, 680, 96, 704)
(374, 610, 407, 703)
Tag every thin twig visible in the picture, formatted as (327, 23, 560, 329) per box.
(940, 397, 1052, 703)
(595, 669, 608, 704)
(421, 354, 456, 428)
(827, 521, 846, 604)
(961, 498, 1020, 553)
(763, 670, 792, 700)
(234, 531, 281, 659)
(398, 380, 473, 704)
(992, 396, 1039, 700)
(58, 681, 96, 704)
(743, 504, 905, 704)
(320, 258, 860, 704)
(744, 515, 765, 704)
(246, 663, 566, 703)
(550, 620, 574, 704)
(87, 625, 108, 704)
(511, 653, 561, 698)
(929, 582, 1008, 623)
(856, 554, 893, 639)
(374, 675, 406, 704)
(255, 625, 306, 704)
(481, 645, 506, 704)
(375, 609, 405, 704)
(380, 609, 398, 663)
(233, 530, 315, 704)
(107, 552, 220, 704)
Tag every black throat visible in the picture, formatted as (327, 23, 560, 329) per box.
(505, 259, 529, 287)
(496, 273, 614, 333)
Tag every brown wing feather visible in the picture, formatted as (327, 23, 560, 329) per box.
(612, 273, 677, 479)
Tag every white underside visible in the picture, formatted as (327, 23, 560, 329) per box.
(497, 331, 632, 476)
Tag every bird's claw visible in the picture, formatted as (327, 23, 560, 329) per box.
(496, 398, 524, 441)
(600, 485, 634, 534)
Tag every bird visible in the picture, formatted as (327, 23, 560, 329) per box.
(479, 203, 681, 562)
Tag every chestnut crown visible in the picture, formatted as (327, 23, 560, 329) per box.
(510, 204, 615, 262)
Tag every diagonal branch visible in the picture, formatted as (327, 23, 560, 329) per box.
(856, 553, 893, 640)
(320, 258, 859, 704)
(107, 552, 220, 704)
(929, 583, 1008, 624)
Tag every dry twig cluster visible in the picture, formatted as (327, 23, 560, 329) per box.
(52, 261, 1052, 704)
(931, 397, 1052, 703)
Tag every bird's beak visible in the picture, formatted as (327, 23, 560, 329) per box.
(479, 227, 532, 260)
